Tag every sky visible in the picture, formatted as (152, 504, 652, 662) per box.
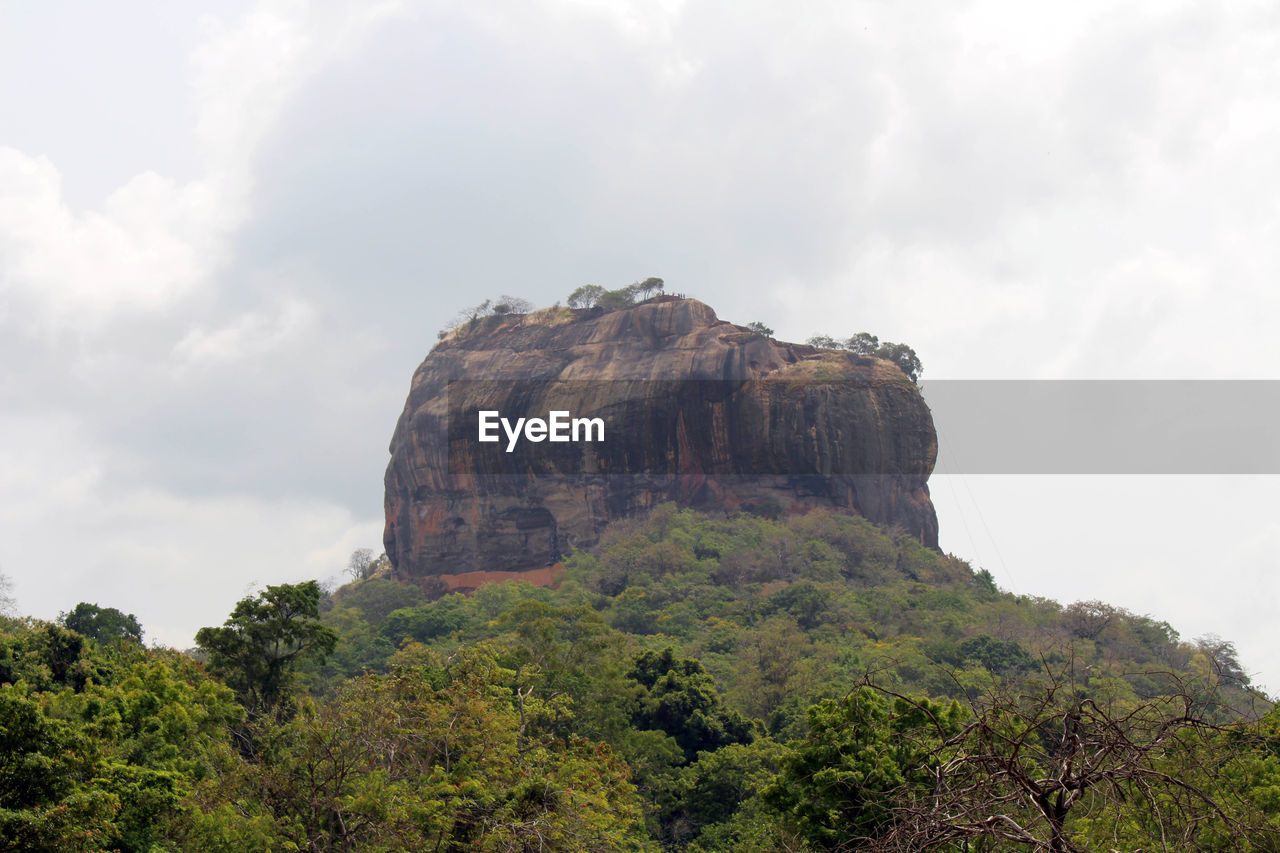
(2, 0, 1278, 689)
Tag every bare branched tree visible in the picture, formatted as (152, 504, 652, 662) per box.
(491, 294, 533, 315)
(0, 568, 15, 617)
(854, 661, 1278, 853)
(345, 548, 376, 583)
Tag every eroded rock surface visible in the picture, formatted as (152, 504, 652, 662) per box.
(384, 298, 938, 586)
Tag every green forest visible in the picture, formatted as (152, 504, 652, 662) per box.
(3, 505, 1278, 851)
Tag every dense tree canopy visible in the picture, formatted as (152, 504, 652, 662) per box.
(61, 603, 143, 645)
(0, 504, 1275, 850)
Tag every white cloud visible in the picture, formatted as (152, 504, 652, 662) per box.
(0, 0, 407, 339)
(172, 296, 318, 369)
(0, 412, 382, 648)
(0, 149, 223, 335)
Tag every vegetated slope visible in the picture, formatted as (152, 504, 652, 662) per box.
(307, 504, 1274, 850)
(328, 504, 1261, 724)
(4, 505, 1277, 851)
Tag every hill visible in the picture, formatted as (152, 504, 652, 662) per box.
(309, 502, 1274, 849)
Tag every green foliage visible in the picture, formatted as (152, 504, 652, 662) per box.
(205, 647, 650, 851)
(745, 321, 774, 337)
(846, 331, 880, 354)
(635, 276, 665, 299)
(0, 685, 119, 851)
(331, 577, 424, 622)
(627, 648, 755, 762)
(669, 739, 788, 846)
(567, 284, 605, 308)
(805, 331, 925, 381)
(0, 504, 1272, 850)
(765, 688, 965, 848)
(194, 581, 337, 717)
(301, 604, 396, 687)
(60, 603, 143, 645)
(0, 622, 108, 691)
(597, 285, 639, 311)
(875, 341, 922, 382)
(955, 633, 1037, 673)
(381, 595, 472, 646)
(568, 278, 664, 312)
(0, 618, 247, 852)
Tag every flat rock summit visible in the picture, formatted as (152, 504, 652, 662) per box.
(384, 297, 938, 590)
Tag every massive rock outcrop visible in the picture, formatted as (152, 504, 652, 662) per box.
(384, 297, 937, 588)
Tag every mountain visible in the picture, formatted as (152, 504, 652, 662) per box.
(383, 297, 938, 588)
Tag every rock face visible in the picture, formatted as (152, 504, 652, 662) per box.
(384, 298, 938, 586)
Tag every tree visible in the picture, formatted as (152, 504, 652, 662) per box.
(597, 285, 639, 311)
(567, 284, 605, 309)
(875, 341, 922, 382)
(344, 548, 376, 583)
(668, 739, 788, 846)
(627, 648, 755, 762)
(860, 667, 1280, 852)
(765, 687, 964, 849)
(1196, 633, 1250, 687)
(0, 571, 14, 618)
(845, 332, 880, 354)
(1064, 599, 1116, 640)
(60, 603, 143, 645)
(802, 332, 923, 381)
(491, 294, 533, 315)
(333, 577, 423, 623)
(955, 634, 1036, 674)
(635, 277, 665, 299)
(194, 581, 337, 718)
(805, 334, 841, 349)
(745, 321, 774, 337)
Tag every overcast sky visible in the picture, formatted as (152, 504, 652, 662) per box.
(2, 0, 1278, 690)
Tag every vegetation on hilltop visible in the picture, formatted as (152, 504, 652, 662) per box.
(432, 286, 926, 384)
(437, 277, 665, 340)
(807, 332, 923, 382)
(2, 509, 1275, 850)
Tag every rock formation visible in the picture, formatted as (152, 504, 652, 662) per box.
(384, 297, 937, 589)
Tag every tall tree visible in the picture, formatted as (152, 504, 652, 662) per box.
(61, 603, 143, 645)
(567, 284, 605, 308)
(635, 277, 665, 299)
(195, 581, 337, 718)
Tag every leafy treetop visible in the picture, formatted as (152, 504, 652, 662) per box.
(194, 580, 337, 718)
(60, 603, 143, 645)
(806, 331, 923, 382)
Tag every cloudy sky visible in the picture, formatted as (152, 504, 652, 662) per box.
(2, 1, 1278, 688)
